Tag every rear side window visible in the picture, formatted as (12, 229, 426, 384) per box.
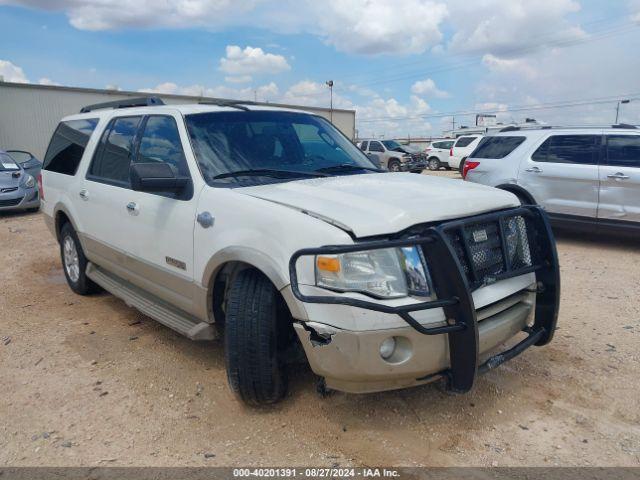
(369, 141, 384, 152)
(43, 118, 99, 175)
(471, 136, 526, 159)
(88, 116, 142, 185)
(605, 135, 640, 168)
(360, 141, 368, 151)
(532, 135, 600, 165)
(455, 136, 477, 148)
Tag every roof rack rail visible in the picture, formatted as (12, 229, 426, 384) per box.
(612, 123, 638, 129)
(80, 96, 165, 113)
(198, 99, 258, 111)
(499, 126, 520, 132)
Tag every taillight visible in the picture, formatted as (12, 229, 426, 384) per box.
(37, 172, 44, 200)
(462, 161, 480, 180)
(449, 148, 453, 157)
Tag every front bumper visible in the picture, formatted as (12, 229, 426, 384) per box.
(289, 206, 560, 394)
(399, 157, 427, 171)
(0, 187, 40, 211)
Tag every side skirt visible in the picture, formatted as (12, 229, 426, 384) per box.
(86, 263, 217, 341)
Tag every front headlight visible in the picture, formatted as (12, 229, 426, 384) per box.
(315, 246, 433, 299)
(23, 174, 35, 189)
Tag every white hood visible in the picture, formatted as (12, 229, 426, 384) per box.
(237, 173, 519, 237)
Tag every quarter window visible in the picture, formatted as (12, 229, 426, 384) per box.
(532, 135, 600, 165)
(471, 136, 526, 159)
(88, 116, 142, 185)
(43, 119, 99, 175)
(605, 135, 640, 168)
(455, 136, 477, 148)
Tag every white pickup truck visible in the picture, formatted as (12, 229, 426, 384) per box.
(41, 97, 560, 405)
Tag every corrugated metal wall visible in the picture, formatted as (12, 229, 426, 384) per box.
(0, 82, 356, 160)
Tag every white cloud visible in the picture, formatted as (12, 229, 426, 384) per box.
(481, 54, 537, 79)
(38, 77, 61, 86)
(447, 0, 584, 55)
(410, 78, 449, 98)
(0, 59, 29, 83)
(3, 0, 449, 56)
(219, 45, 290, 79)
(139, 81, 280, 102)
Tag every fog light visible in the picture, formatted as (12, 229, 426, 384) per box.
(379, 337, 396, 360)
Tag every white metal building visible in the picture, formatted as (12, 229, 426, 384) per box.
(0, 81, 356, 159)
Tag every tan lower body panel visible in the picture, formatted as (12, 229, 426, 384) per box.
(294, 290, 535, 394)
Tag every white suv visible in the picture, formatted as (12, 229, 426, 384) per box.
(450, 135, 483, 173)
(41, 97, 560, 405)
(425, 139, 455, 171)
(464, 125, 640, 233)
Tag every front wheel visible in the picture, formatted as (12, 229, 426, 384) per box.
(224, 269, 287, 406)
(427, 157, 441, 171)
(388, 159, 401, 172)
(59, 222, 100, 295)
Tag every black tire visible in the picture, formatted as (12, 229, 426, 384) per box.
(224, 269, 287, 406)
(59, 222, 100, 295)
(388, 159, 401, 172)
(427, 157, 441, 171)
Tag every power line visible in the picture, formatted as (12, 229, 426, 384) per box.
(356, 92, 640, 123)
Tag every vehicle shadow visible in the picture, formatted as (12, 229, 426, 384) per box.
(553, 227, 638, 251)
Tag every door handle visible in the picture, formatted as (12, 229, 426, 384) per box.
(126, 202, 139, 214)
(607, 172, 630, 180)
(525, 167, 542, 173)
(79, 189, 89, 200)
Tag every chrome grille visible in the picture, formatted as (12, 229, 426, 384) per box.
(445, 214, 534, 289)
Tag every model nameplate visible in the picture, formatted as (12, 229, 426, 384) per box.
(165, 256, 186, 270)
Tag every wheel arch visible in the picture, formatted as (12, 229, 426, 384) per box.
(53, 203, 81, 243)
(495, 184, 537, 205)
(202, 247, 308, 325)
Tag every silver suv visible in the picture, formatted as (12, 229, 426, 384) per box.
(464, 125, 640, 233)
(360, 139, 426, 172)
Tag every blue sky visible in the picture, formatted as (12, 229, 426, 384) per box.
(1, 0, 639, 138)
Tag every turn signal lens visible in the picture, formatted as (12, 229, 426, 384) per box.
(317, 256, 341, 272)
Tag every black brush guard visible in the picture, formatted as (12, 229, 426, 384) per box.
(289, 205, 560, 393)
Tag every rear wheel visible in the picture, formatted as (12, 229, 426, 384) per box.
(427, 157, 441, 171)
(59, 222, 100, 295)
(224, 269, 287, 406)
(388, 159, 401, 172)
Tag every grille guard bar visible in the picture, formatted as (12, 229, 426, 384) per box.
(288, 205, 560, 393)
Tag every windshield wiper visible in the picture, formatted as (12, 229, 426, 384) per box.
(213, 169, 328, 180)
(314, 164, 383, 174)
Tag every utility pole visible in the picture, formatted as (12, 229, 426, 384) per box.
(451, 115, 456, 132)
(326, 80, 334, 123)
(254, 89, 257, 102)
(616, 99, 630, 124)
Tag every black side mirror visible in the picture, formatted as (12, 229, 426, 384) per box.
(130, 162, 190, 192)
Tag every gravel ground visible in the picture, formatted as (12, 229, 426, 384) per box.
(1, 173, 639, 467)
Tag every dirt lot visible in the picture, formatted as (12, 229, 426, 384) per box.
(1, 172, 639, 467)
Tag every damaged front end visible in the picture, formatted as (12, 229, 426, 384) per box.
(289, 206, 560, 395)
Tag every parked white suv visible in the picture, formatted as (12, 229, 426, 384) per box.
(450, 135, 483, 173)
(464, 125, 640, 233)
(425, 139, 455, 171)
(41, 97, 560, 405)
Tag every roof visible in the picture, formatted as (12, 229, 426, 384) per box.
(491, 124, 639, 136)
(0, 81, 355, 115)
(62, 102, 319, 122)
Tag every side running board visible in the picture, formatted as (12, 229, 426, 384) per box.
(86, 263, 216, 341)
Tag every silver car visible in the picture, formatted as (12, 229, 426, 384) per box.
(0, 150, 40, 212)
(463, 125, 640, 233)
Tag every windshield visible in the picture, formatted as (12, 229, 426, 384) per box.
(6, 151, 31, 164)
(382, 140, 402, 151)
(0, 153, 20, 171)
(186, 110, 378, 186)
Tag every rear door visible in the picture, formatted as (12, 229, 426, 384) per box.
(518, 133, 600, 218)
(598, 133, 640, 225)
